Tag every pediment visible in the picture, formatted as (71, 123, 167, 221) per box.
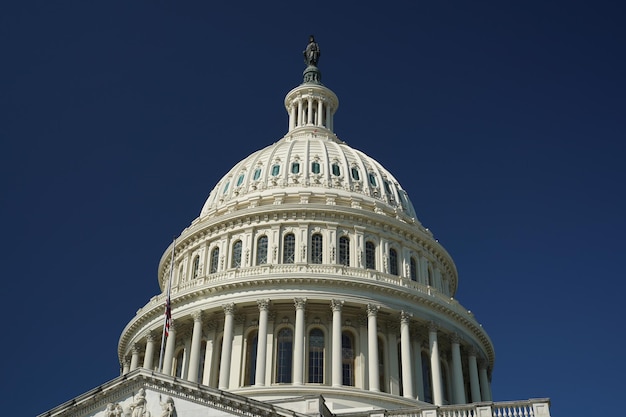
(38, 369, 312, 417)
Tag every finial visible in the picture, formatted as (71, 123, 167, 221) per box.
(303, 35, 320, 67)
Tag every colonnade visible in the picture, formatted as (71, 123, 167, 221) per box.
(288, 94, 334, 132)
(122, 299, 492, 405)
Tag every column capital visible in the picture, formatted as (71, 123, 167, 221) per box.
(400, 310, 412, 324)
(450, 333, 461, 345)
(131, 344, 141, 354)
(222, 302, 236, 315)
(145, 331, 155, 342)
(257, 299, 270, 311)
(330, 299, 344, 312)
(468, 346, 478, 357)
(366, 303, 379, 317)
(192, 310, 204, 322)
(478, 358, 489, 370)
(428, 321, 438, 333)
(294, 297, 307, 310)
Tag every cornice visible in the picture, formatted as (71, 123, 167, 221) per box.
(118, 266, 493, 366)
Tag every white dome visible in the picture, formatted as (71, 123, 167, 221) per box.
(200, 132, 418, 221)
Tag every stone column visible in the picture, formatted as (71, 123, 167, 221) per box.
(317, 99, 323, 126)
(428, 322, 443, 406)
(331, 299, 344, 387)
(293, 298, 307, 385)
(297, 100, 303, 127)
(187, 311, 204, 382)
(162, 321, 176, 375)
(289, 105, 296, 130)
(451, 334, 466, 404)
(412, 334, 425, 401)
(143, 332, 155, 370)
(400, 311, 414, 398)
(129, 344, 140, 371)
(367, 304, 380, 392)
(307, 97, 313, 124)
(479, 360, 492, 401)
(468, 348, 481, 403)
(122, 358, 130, 375)
(219, 303, 235, 390)
(255, 299, 270, 386)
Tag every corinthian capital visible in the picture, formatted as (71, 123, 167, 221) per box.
(330, 299, 344, 312)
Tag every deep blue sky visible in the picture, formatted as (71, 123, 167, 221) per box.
(3, 2, 624, 416)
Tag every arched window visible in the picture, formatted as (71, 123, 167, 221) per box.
(231, 240, 242, 268)
(244, 331, 258, 386)
(283, 233, 295, 264)
(308, 328, 324, 383)
(174, 349, 185, 378)
(342, 332, 355, 386)
(339, 236, 350, 266)
(410, 257, 417, 281)
(178, 264, 184, 282)
(256, 236, 268, 265)
(192, 255, 200, 279)
(389, 248, 398, 276)
(311, 233, 323, 264)
(210, 247, 219, 274)
(378, 337, 386, 393)
(276, 328, 293, 383)
(365, 241, 376, 270)
(427, 266, 433, 286)
(368, 172, 377, 187)
(351, 167, 360, 181)
(422, 351, 432, 403)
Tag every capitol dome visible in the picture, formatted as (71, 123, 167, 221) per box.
(117, 45, 496, 413)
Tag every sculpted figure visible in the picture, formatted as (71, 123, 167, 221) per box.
(303, 35, 320, 66)
(128, 388, 150, 417)
(104, 402, 123, 417)
(159, 395, 176, 417)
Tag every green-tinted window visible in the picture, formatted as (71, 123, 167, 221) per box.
(311, 161, 320, 174)
(291, 162, 300, 174)
(368, 173, 377, 187)
(332, 163, 340, 176)
(237, 174, 245, 186)
(384, 181, 392, 194)
(271, 164, 280, 176)
(351, 167, 360, 181)
(253, 168, 262, 180)
(223, 181, 230, 194)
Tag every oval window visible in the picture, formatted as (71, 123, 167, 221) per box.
(271, 164, 280, 176)
(237, 174, 245, 186)
(253, 168, 262, 180)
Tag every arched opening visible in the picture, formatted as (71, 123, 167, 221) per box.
(308, 328, 324, 383)
(210, 247, 219, 274)
(342, 331, 355, 386)
(276, 328, 293, 383)
(256, 235, 268, 265)
(283, 233, 295, 264)
(231, 240, 242, 268)
(244, 331, 258, 386)
(311, 233, 323, 264)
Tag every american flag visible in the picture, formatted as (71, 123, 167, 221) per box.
(164, 293, 172, 336)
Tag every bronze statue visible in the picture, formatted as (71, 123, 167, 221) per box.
(303, 35, 320, 67)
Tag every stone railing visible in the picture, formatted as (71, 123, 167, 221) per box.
(154, 264, 476, 323)
(342, 399, 551, 417)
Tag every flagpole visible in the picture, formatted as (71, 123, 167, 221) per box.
(158, 237, 176, 373)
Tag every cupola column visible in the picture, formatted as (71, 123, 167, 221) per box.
(451, 334, 466, 404)
(317, 98, 324, 126)
(187, 311, 204, 383)
(219, 303, 235, 389)
(468, 348, 482, 402)
(479, 360, 492, 401)
(289, 105, 296, 131)
(297, 99, 303, 128)
(331, 299, 344, 387)
(129, 344, 140, 371)
(162, 321, 176, 375)
(122, 358, 130, 375)
(143, 332, 155, 370)
(400, 312, 414, 398)
(255, 299, 270, 386)
(367, 304, 380, 392)
(293, 298, 307, 385)
(307, 97, 313, 124)
(428, 323, 444, 405)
